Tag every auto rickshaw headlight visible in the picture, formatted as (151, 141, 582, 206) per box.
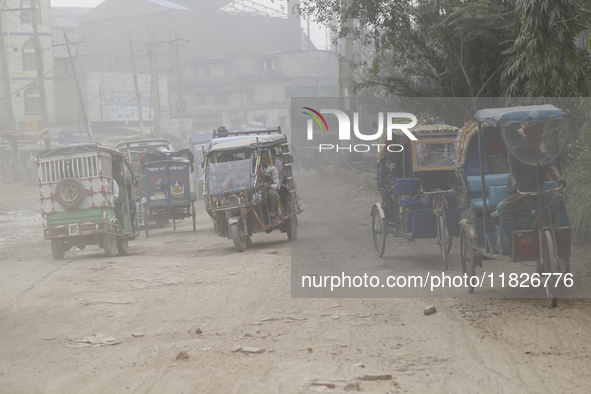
(227, 194, 241, 206)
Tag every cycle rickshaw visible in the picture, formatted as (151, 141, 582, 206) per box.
(203, 129, 302, 252)
(456, 105, 571, 306)
(371, 124, 464, 269)
(142, 149, 197, 234)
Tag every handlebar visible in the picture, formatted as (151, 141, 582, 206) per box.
(517, 185, 564, 196)
(420, 188, 456, 196)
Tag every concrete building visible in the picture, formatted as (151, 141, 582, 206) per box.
(48, 0, 337, 139)
(184, 50, 338, 132)
(0, 0, 54, 129)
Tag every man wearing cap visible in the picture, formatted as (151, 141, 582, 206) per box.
(497, 122, 569, 256)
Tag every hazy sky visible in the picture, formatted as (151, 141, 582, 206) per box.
(52, 0, 285, 12)
(51, 0, 330, 49)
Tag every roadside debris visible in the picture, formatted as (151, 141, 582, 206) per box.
(344, 380, 360, 391)
(232, 346, 265, 354)
(188, 327, 203, 335)
(358, 374, 392, 381)
(175, 351, 189, 360)
(424, 306, 437, 315)
(66, 334, 121, 348)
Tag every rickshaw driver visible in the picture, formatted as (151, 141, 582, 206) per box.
(259, 150, 280, 224)
(497, 122, 569, 255)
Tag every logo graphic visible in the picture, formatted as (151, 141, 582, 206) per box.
(304, 108, 418, 142)
(302, 107, 328, 133)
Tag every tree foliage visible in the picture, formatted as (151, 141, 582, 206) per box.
(294, 0, 591, 108)
(502, 0, 591, 97)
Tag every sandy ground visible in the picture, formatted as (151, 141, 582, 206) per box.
(1, 171, 591, 393)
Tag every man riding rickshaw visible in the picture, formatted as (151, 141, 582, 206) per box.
(497, 122, 569, 257)
(456, 104, 572, 306)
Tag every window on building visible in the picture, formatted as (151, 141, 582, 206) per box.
(263, 58, 275, 71)
(25, 84, 41, 116)
(214, 92, 228, 105)
(21, 0, 42, 25)
(23, 38, 41, 70)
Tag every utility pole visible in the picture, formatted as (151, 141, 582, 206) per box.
(0, 10, 17, 182)
(128, 29, 145, 138)
(174, 30, 185, 132)
(61, 31, 93, 140)
(31, 3, 49, 130)
(99, 84, 104, 138)
(148, 28, 161, 138)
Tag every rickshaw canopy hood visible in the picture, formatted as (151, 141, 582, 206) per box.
(37, 143, 123, 159)
(207, 134, 287, 155)
(474, 105, 564, 127)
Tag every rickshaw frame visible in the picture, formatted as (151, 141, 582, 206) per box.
(203, 128, 302, 252)
(371, 124, 462, 269)
(37, 143, 141, 259)
(456, 105, 571, 306)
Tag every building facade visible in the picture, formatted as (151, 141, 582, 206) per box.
(0, 0, 54, 129)
(183, 50, 338, 133)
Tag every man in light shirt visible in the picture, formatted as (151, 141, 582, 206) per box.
(260, 150, 280, 224)
(272, 150, 284, 185)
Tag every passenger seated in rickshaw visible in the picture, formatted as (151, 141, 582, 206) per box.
(259, 150, 280, 224)
(497, 123, 569, 255)
(418, 170, 459, 208)
(272, 149, 289, 209)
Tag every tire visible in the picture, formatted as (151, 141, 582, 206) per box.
(55, 178, 86, 209)
(460, 229, 476, 294)
(372, 208, 387, 258)
(117, 239, 129, 255)
(286, 217, 297, 241)
(438, 215, 450, 270)
(103, 234, 118, 257)
(542, 230, 558, 308)
(192, 202, 197, 232)
(51, 240, 65, 260)
(230, 222, 247, 252)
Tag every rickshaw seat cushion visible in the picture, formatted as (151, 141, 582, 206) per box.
(395, 178, 421, 196)
(399, 197, 423, 208)
(466, 173, 509, 193)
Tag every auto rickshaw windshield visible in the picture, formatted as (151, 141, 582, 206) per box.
(207, 158, 252, 194)
(501, 119, 569, 167)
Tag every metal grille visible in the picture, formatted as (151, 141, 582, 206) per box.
(38, 155, 101, 184)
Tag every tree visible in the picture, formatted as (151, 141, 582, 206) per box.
(295, 0, 517, 118)
(502, 0, 591, 97)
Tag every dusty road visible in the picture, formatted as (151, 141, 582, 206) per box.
(1, 171, 591, 393)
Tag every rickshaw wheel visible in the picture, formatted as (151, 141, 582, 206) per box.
(144, 210, 149, 236)
(117, 239, 129, 255)
(51, 240, 65, 260)
(286, 217, 297, 241)
(438, 216, 450, 270)
(192, 202, 197, 232)
(542, 230, 558, 308)
(103, 234, 118, 257)
(231, 222, 247, 252)
(372, 209, 387, 258)
(460, 230, 476, 294)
